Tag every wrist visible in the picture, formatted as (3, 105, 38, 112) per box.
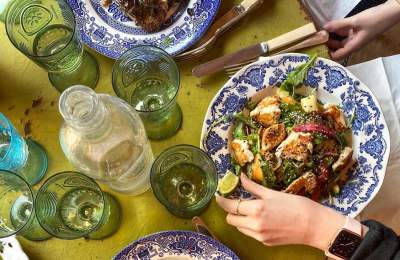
(304, 203, 346, 251)
(382, 0, 400, 24)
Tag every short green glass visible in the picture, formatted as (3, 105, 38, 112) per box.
(5, 0, 99, 92)
(0, 170, 51, 241)
(150, 145, 217, 218)
(112, 45, 182, 140)
(35, 172, 121, 240)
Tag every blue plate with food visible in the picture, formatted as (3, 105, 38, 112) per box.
(113, 230, 239, 259)
(66, 0, 220, 59)
(200, 53, 390, 217)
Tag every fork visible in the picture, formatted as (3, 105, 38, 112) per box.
(175, 0, 263, 61)
(224, 30, 329, 77)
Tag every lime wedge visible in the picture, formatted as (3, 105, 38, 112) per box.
(218, 170, 240, 196)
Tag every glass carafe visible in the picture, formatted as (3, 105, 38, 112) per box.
(58, 85, 154, 196)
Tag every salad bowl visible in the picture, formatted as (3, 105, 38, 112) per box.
(200, 53, 390, 217)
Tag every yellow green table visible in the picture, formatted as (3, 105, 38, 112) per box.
(0, 0, 328, 259)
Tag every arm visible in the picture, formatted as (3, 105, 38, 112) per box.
(323, 0, 400, 60)
(216, 174, 400, 259)
(354, 220, 400, 260)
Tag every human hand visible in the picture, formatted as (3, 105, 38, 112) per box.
(216, 174, 345, 251)
(324, 0, 400, 60)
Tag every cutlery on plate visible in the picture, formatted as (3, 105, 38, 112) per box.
(192, 22, 317, 77)
(192, 216, 219, 241)
(175, 0, 264, 61)
(225, 30, 329, 77)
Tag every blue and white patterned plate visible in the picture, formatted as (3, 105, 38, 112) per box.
(200, 54, 390, 218)
(66, 0, 220, 59)
(113, 230, 239, 260)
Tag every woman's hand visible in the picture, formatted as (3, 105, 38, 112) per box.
(324, 0, 400, 60)
(216, 174, 346, 251)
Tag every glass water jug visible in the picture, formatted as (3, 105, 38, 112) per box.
(58, 85, 154, 196)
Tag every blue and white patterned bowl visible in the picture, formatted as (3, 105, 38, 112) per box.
(200, 54, 390, 218)
(67, 0, 220, 59)
(113, 230, 239, 260)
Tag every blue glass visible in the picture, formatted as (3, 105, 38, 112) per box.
(0, 113, 48, 185)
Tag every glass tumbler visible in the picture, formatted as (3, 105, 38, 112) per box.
(150, 145, 217, 218)
(0, 170, 51, 241)
(0, 113, 47, 186)
(5, 0, 99, 92)
(112, 45, 182, 140)
(35, 172, 121, 240)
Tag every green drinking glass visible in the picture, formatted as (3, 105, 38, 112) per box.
(0, 170, 52, 241)
(150, 145, 217, 218)
(35, 171, 121, 240)
(112, 45, 182, 140)
(5, 0, 99, 92)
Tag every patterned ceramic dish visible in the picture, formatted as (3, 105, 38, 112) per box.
(66, 0, 220, 59)
(0, 236, 28, 260)
(200, 53, 390, 218)
(113, 230, 239, 259)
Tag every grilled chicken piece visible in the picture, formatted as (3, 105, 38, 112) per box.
(261, 123, 286, 153)
(230, 139, 254, 166)
(275, 132, 313, 161)
(284, 172, 317, 194)
(332, 147, 353, 172)
(315, 138, 339, 157)
(323, 104, 347, 131)
(337, 158, 356, 185)
(250, 96, 281, 127)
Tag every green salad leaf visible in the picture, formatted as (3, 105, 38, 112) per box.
(234, 113, 257, 129)
(279, 54, 317, 96)
(282, 160, 299, 186)
(245, 100, 258, 111)
(231, 157, 242, 176)
(233, 121, 245, 139)
(261, 159, 276, 188)
(279, 103, 306, 130)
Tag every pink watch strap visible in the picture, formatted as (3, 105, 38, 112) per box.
(343, 217, 362, 236)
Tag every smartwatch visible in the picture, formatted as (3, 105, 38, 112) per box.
(325, 217, 364, 260)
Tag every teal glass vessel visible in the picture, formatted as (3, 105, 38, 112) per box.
(5, 0, 99, 92)
(0, 170, 51, 241)
(35, 172, 121, 240)
(0, 113, 47, 186)
(150, 145, 218, 218)
(112, 45, 182, 140)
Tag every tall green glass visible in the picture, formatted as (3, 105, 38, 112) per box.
(5, 0, 99, 92)
(35, 172, 121, 240)
(150, 145, 218, 218)
(112, 46, 182, 140)
(0, 170, 51, 241)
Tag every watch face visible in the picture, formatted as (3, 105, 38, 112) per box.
(329, 230, 362, 259)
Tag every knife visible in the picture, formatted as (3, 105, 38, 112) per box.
(192, 23, 317, 78)
(192, 216, 219, 241)
(194, 0, 264, 47)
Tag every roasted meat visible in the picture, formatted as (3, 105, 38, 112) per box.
(104, 0, 183, 32)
